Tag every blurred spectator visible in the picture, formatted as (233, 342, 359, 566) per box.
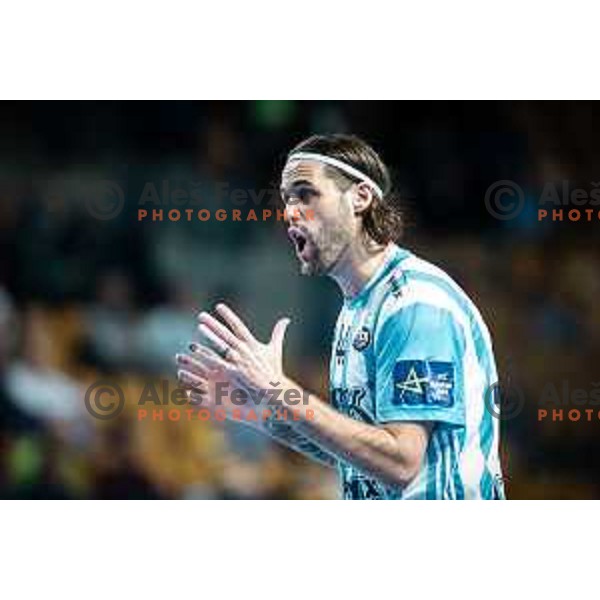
(80, 269, 139, 373)
(5, 307, 87, 436)
(135, 283, 196, 374)
(0, 289, 42, 495)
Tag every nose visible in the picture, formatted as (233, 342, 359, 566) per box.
(285, 202, 304, 224)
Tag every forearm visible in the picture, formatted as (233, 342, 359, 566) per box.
(278, 378, 424, 488)
(257, 417, 339, 468)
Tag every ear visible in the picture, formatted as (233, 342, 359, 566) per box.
(351, 182, 376, 215)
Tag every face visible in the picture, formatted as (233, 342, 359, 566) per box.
(280, 160, 356, 276)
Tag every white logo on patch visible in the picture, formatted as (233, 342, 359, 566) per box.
(395, 366, 429, 396)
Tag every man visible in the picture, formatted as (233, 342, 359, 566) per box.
(177, 134, 505, 499)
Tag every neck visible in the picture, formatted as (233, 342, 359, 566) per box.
(329, 239, 391, 299)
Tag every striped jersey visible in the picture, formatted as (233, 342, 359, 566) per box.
(330, 244, 505, 499)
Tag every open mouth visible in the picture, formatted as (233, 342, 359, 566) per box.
(287, 226, 311, 261)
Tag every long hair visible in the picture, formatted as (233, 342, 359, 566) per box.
(288, 134, 403, 244)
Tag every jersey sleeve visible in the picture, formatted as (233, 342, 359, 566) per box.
(374, 301, 466, 427)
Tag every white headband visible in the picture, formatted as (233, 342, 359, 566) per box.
(286, 152, 384, 199)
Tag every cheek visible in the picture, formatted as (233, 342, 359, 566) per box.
(304, 193, 355, 237)
(315, 193, 349, 223)
(306, 208, 325, 228)
(327, 200, 355, 233)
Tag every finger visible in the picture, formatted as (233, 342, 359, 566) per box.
(176, 352, 210, 378)
(190, 343, 231, 372)
(197, 311, 243, 349)
(214, 303, 254, 342)
(186, 388, 207, 406)
(270, 317, 290, 364)
(177, 369, 208, 392)
(197, 323, 237, 359)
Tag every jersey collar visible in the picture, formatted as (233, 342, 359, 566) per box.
(345, 244, 411, 309)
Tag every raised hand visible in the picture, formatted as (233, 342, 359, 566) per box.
(176, 303, 291, 419)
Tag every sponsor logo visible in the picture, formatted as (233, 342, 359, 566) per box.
(352, 326, 371, 351)
(393, 360, 455, 408)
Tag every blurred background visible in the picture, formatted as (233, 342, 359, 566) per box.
(0, 100, 598, 499)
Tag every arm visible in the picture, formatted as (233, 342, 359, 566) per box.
(271, 379, 429, 487)
(260, 414, 339, 469)
(176, 303, 429, 486)
(177, 349, 338, 469)
(179, 353, 424, 478)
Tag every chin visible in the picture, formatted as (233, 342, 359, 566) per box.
(299, 257, 330, 277)
(299, 261, 318, 276)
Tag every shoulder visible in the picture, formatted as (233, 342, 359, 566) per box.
(377, 251, 496, 360)
(373, 253, 476, 348)
(378, 253, 468, 318)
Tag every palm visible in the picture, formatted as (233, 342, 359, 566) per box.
(178, 304, 290, 421)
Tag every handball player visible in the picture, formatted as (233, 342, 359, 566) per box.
(176, 133, 505, 500)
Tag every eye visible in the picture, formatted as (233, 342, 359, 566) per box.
(281, 184, 319, 206)
(293, 185, 317, 204)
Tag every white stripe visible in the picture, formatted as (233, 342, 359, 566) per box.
(286, 152, 384, 199)
(401, 446, 429, 500)
(384, 278, 486, 499)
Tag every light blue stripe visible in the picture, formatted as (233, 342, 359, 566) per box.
(453, 429, 466, 500)
(425, 437, 437, 499)
(480, 468, 494, 499)
(402, 267, 496, 497)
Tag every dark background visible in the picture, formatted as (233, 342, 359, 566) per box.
(0, 100, 598, 499)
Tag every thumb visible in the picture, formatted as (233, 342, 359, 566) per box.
(270, 317, 291, 361)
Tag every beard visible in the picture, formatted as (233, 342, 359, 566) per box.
(291, 222, 353, 277)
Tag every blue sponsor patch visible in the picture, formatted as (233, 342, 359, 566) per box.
(393, 360, 455, 407)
